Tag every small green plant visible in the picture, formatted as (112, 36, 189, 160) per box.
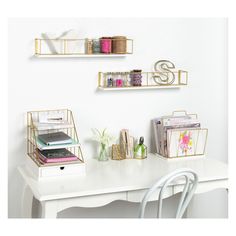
(91, 128, 115, 161)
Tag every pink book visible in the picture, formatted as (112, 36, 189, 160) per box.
(38, 154, 77, 163)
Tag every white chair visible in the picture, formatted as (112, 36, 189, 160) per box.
(139, 168, 198, 218)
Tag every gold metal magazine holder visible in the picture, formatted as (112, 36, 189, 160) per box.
(161, 111, 208, 159)
(27, 109, 84, 167)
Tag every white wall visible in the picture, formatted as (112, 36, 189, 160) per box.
(8, 18, 228, 218)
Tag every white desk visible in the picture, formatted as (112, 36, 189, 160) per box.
(18, 154, 228, 218)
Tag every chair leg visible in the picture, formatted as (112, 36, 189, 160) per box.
(184, 196, 194, 218)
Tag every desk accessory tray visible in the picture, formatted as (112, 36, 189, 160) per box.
(111, 130, 147, 160)
(27, 109, 85, 180)
(112, 144, 147, 160)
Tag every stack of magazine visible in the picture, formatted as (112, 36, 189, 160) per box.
(153, 112, 207, 158)
(35, 131, 78, 164)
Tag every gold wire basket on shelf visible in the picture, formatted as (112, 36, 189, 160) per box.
(34, 38, 133, 56)
(98, 70, 188, 90)
(27, 109, 84, 167)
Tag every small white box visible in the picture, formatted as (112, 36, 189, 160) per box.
(26, 156, 86, 180)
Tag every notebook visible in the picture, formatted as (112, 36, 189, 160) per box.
(38, 131, 72, 146)
(36, 148, 78, 163)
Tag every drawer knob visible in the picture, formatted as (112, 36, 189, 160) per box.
(60, 167, 65, 170)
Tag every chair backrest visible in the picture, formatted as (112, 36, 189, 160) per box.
(139, 168, 198, 218)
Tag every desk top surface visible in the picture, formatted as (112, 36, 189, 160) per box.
(18, 154, 228, 201)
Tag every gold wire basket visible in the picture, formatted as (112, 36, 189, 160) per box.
(35, 38, 133, 56)
(27, 109, 84, 167)
(98, 70, 188, 90)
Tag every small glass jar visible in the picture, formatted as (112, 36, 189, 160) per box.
(134, 137, 147, 159)
(122, 72, 128, 86)
(112, 73, 117, 87)
(130, 69, 142, 86)
(98, 142, 109, 161)
(85, 38, 93, 54)
(92, 39, 100, 54)
(107, 73, 113, 87)
(116, 73, 123, 87)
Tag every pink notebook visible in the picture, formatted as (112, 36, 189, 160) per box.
(38, 154, 77, 163)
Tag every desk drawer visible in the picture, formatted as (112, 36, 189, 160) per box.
(40, 163, 85, 178)
(127, 187, 173, 202)
(26, 156, 86, 180)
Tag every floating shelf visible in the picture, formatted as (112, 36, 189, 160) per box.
(98, 85, 183, 91)
(34, 38, 133, 57)
(98, 70, 188, 90)
(35, 54, 128, 58)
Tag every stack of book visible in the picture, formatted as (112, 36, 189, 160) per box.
(38, 131, 73, 146)
(152, 112, 207, 158)
(35, 131, 78, 164)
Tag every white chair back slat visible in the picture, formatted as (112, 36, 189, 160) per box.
(139, 168, 198, 218)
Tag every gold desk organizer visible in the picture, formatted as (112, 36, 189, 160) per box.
(35, 38, 133, 56)
(27, 109, 84, 167)
(98, 71, 188, 90)
(154, 111, 208, 159)
(112, 144, 147, 160)
(112, 140, 147, 161)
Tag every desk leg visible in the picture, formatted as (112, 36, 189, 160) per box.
(41, 201, 58, 218)
(21, 184, 33, 218)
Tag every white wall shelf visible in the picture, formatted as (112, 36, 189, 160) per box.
(98, 85, 183, 91)
(35, 54, 128, 58)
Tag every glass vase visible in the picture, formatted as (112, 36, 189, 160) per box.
(98, 143, 109, 161)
